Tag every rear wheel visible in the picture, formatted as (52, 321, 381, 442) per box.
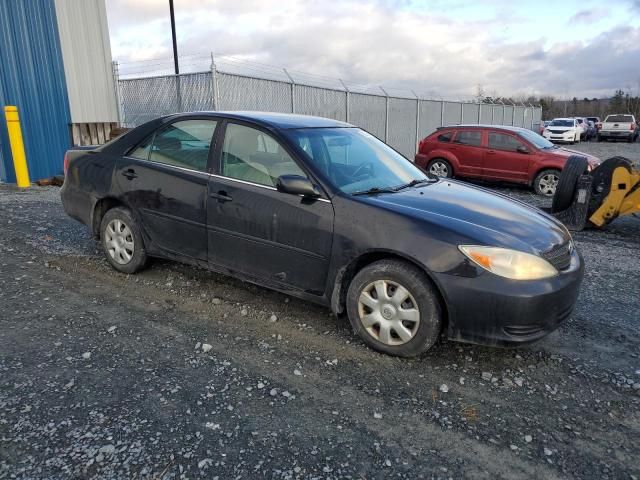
(551, 156, 589, 213)
(426, 159, 453, 178)
(533, 169, 560, 196)
(346, 260, 442, 357)
(100, 207, 148, 274)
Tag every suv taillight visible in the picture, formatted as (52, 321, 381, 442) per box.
(631, 123, 636, 131)
(596, 122, 602, 130)
(63, 152, 69, 176)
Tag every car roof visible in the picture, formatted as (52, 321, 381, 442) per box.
(437, 124, 535, 134)
(551, 118, 575, 121)
(165, 111, 353, 129)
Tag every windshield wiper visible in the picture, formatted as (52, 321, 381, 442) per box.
(351, 187, 398, 196)
(393, 178, 434, 191)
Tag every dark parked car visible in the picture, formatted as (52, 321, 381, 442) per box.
(62, 112, 584, 357)
(415, 125, 600, 196)
(585, 121, 597, 141)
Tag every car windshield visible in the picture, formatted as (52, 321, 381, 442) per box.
(517, 129, 556, 149)
(550, 120, 574, 127)
(285, 128, 430, 194)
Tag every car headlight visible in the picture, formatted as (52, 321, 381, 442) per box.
(458, 245, 558, 280)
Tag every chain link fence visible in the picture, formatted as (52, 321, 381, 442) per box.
(116, 65, 542, 158)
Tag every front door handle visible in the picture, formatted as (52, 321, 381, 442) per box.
(486, 150, 496, 154)
(122, 168, 137, 180)
(210, 190, 233, 202)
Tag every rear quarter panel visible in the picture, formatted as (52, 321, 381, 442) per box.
(61, 150, 118, 228)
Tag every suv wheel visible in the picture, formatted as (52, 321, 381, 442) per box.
(346, 260, 442, 357)
(533, 169, 560, 196)
(100, 207, 148, 274)
(426, 159, 452, 178)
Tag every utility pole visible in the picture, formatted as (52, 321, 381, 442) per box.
(169, 0, 182, 111)
(169, 0, 179, 74)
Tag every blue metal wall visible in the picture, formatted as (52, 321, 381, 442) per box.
(0, 0, 71, 183)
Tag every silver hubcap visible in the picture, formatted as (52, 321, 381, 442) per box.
(429, 161, 449, 177)
(105, 219, 135, 265)
(357, 280, 420, 346)
(538, 173, 559, 196)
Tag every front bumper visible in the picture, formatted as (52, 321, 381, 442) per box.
(436, 248, 584, 347)
(544, 132, 576, 143)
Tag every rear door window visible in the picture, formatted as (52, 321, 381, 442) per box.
(149, 120, 217, 172)
(488, 133, 524, 152)
(453, 130, 482, 147)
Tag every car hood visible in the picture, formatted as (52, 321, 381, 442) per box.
(358, 180, 570, 254)
(548, 147, 600, 164)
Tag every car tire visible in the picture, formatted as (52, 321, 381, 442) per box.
(628, 135, 634, 143)
(596, 134, 602, 142)
(426, 158, 453, 178)
(533, 169, 561, 197)
(551, 156, 589, 213)
(346, 259, 442, 358)
(100, 207, 148, 274)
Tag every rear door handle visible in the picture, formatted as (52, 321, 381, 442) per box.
(487, 150, 496, 154)
(210, 190, 233, 202)
(122, 168, 137, 180)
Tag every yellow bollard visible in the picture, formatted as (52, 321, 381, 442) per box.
(4, 106, 30, 188)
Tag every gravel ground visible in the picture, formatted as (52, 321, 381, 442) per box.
(1, 142, 639, 479)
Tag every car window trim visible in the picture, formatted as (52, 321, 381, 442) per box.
(124, 116, 221, 173)
(213, 119, 331, 201)
(209, 172, 331, 203)
(487, 131, 526, 152)
(121, 153, 212, 178)
(452, 129, 483, 147)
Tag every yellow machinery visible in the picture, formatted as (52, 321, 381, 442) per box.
(551, 156, 640, 230)
(588, 161, 640, 227)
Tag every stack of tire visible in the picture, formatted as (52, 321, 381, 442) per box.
(551, 155, 634, 226)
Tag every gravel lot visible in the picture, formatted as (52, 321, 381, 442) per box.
(1, 141, 639, 479)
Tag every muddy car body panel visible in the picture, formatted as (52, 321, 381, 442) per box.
(62, 112, 584, 347)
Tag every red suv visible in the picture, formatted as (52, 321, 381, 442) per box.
(415, 125, 600, 196)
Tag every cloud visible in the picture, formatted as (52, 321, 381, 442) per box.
(106, 0, 640, 99)
(567, 8, 608, 25)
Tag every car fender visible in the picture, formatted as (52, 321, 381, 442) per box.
(425, 149, 460, 173)
(329, 247, 451, 322)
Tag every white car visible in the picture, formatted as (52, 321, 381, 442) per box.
(574, 117, 589, 139)
(543, 118, 581, 144)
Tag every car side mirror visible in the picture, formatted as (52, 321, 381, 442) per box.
(516, 145, 529, 154)
(276, 175, 320, 197)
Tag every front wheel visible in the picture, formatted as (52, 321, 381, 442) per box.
(426, 159, 453, 178)
(100, 207, 148, 274)
(533, 169, 560, 196)
(346, 260, 442, 357)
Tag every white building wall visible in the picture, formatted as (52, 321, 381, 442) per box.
(54, 0, 118, 123)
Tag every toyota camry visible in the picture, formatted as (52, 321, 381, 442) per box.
(61, 112, 584, 357)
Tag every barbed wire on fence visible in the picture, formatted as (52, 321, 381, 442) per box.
(113, 52, 542, 158)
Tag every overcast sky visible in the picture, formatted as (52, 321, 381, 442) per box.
(106, 0, 640, 99)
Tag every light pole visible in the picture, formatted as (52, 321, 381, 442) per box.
(169, 0, 179, 75)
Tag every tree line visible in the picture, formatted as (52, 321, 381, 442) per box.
(476, 87, 640, 121)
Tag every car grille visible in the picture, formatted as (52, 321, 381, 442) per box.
(542, 241, 572, 271)
(548, 129, 567, 134)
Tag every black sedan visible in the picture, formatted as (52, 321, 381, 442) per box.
(61, 112, 584, 357)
